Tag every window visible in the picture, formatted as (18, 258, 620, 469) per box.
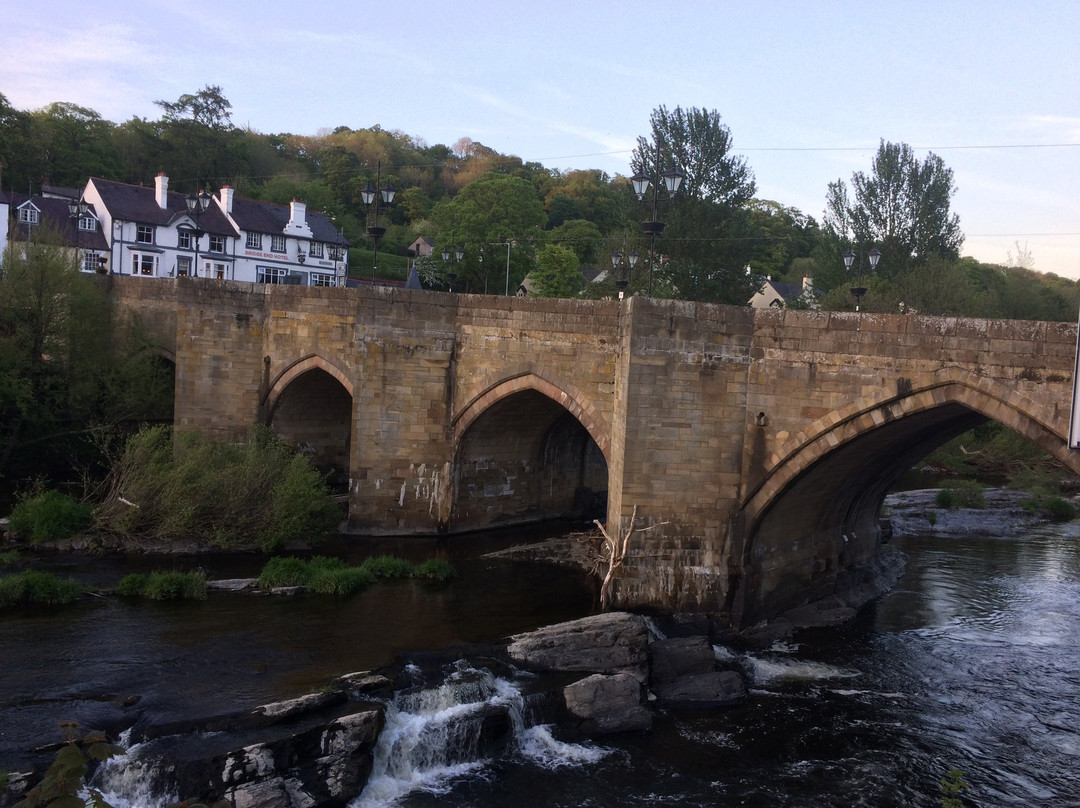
(18, 206, 39, 224)
(131, 253, 157, 276)
(136, 224, 154, 244)
(246, 232, 262, 249)
(178, 230, 192, 250)
(310, 272, 334, 287)
(209, 235, 225, 253)
(309, 242, 324, 259)
(271, 235, 286, 253)
(211, 263, 227, 280)
(81, 252, 98, 272)
(257, 266, 286, 284)
(78, 216, 97, 232)
(176, 256, 192, 277)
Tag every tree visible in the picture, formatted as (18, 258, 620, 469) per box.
(0, 232, 173, 482)
(27, 102, 120, 188)
(824, 140, 963, 274)
(532, 244, 582, 298)
(549, 218, 603, 266)
(434, 174, 547, 294)
(630, 106, 758, 303)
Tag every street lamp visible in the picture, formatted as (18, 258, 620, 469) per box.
(610, 249, 639, 300)
(842, 247, 882, 311)
(327, 239, 348, 287)
(631, 143, 683, 297)
(185, 189, 211, 277)
(67, 196, 89, 271)
(440, 241, 464, 292)
(359, 159, 396, 285)
(492, 241, 512, 295)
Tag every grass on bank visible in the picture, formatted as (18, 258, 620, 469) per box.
(0, 570, 84, 607)
(258, 554, 455, 595)
(117, 570, 208, 600)
(8, 487, 93, 544)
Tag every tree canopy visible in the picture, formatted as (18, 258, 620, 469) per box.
(824, 139, 964, 274)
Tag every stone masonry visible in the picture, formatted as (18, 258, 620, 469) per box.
(107, 277, 1080, 627)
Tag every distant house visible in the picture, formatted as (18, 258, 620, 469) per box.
(81, 174, 350, 286)
(407, 237, 434, 258)
(2, 189, 110, 272)
(749, 276, 818, 309)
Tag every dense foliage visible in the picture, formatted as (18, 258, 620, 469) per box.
(7, 486, 93, 543)
(0, 234, 174, 485)
(3, 87, 1074, 315)
(0, 570, 84, 607)
(93, 425, 341, 551)
(257, 554, 455, 595)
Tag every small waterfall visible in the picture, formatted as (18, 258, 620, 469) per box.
(355, 661, 609, 807)
(89, 733, 177, 808)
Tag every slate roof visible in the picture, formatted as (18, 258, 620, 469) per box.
(4, 191, 109, 251)
(88, 178, 238, 238)
(229, 196, 348, 245)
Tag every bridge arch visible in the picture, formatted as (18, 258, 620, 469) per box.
(263, 353, 354, 483)
(735, 369, 1080, 626)
(453, 371, 611, 461)
(450, 372, 611, 531)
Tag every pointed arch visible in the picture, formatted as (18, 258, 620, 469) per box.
(263, 353, 354, 418)
(453, 371, 611, 462)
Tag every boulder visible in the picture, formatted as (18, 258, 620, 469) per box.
(649, 636, 717, 686)
(563, 673, 652, 734)
(653, 671, 746, 708)
(507, 612, 649, 681)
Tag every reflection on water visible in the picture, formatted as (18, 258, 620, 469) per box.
(5, 522, 1080, 806)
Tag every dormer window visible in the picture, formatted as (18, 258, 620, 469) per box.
(17, 204, 39, 224)
(78, 215, 97, 232)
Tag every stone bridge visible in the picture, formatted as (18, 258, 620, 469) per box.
(110, 277, 1080, 626)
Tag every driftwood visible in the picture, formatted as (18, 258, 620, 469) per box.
(574, 506, 668, 609)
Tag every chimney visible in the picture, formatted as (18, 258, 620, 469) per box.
(289, 199, 307, 227)
(283, 199, 313, 237)
(155, 173, 168, 209)
(220, 185, 234, 214)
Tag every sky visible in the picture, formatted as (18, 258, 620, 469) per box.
(3, 0, 1079, 278)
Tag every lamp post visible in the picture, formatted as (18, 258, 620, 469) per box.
(492, 241, 512, 295)
(842, 247, 882, 311)
(610, 249, 639, 300)
(327, 240, 347, 287)
(631, 143, 683, 297)
(359, 160, 396, 285)
(185, 189, 211, 277)
(440, 241, 464, 292)
(67, 196, 89, 271)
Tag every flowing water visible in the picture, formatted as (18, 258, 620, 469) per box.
(5, 520, 1080, 807)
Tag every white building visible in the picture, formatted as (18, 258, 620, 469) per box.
(81, 175, 350, 286)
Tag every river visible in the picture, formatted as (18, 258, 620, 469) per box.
(3, 519, 1080, 806)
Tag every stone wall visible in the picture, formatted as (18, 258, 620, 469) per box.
(109, 279, 1080, 624)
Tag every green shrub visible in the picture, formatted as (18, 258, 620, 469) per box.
(414, 558, 456, 581)
(361, 555, 415, 579)
(117, 571, 207, 600)
(1043, 496, 1077, 521)
(0, 571, 84, 607)
(0, 551, 20, 567)
(936, 480, 986, 509)
(308, 565, 374, 595)
(258, 556, 312, 589)
(8, 488, 93, 544)
(94, 425, 341, 550)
